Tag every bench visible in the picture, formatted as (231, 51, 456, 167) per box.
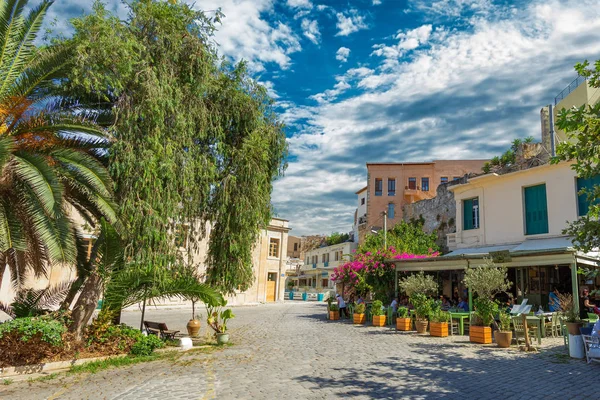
(143, 321, 180, 340)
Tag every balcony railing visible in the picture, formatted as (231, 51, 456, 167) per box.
(554, 75, 587, 105)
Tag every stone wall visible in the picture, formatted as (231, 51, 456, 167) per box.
(402, 184, 456, 254)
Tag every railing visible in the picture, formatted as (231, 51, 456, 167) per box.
(324, 261, 329, 267)
(554, 75, 587, 105)
(312, 263, 317, 269)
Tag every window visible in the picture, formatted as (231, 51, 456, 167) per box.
(335, 251, 339, 261)
(421, 177, 430, 191)
(408, 177, 417, 190)
(322, 253, 329, 263)
(388, 178, 396, 196)
(524, 184, 548, 235)
(463, 198, 479, 230)
(293, 243, 298, 252)
(441, 177, 448, 184)
(322, 279, 328, 287)
(361, 197, 365, 205)
(269, 238, 280, 257)
(577, 176, 600, 216)
(388, 203, 395, 219)
(375, 178, 383, 196)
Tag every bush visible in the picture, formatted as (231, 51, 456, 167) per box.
(398, 272, 438, 297)
(429, 309, 450, 323)
(371, 300, 384, 316)
(329, 304, 339, 312)
(498, 310, 511, 332)
(410, 293, 432, 320)
(354, 303, 366, 314)
(130, 334, 164, 356)
(397, 307, 408, 318)
(0, 317, 65, 346)
(473, 298, 498, 327)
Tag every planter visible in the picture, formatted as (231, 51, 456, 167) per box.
(216, 333, 229, 345)
(415, 319, 428, 334)
(430, 322, 448, 337)
(470, 326, 492, 344)
(186, 319, 201, 337)
(372, 315, 386, 327)
(329, 311, 340, 321)
(353, 313, 366, 324)
(566, 321, 584, 336)
(494, 331, 512, 348)
(396, 317, 412, 331)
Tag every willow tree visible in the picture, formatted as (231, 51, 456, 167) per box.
(62, 0, 286, 318)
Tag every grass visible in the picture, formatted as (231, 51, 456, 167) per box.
(68, 353, 163, 374)
(28, 373, 59, 383)
(2, 379, 13, 385)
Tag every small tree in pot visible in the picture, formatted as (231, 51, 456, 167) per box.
(353, 302, 366, 324)
(463, 259, 511, 344)
(396, 306, 411, 331)
(371, 300, 386, 327)
(399, 272, 438, 334)
(429, 309, 451, 337)
(496, 310, 512, 348)
(329, 303, 340, 321)
(206, 300, 236, 345)
(558, 293, 583, 335)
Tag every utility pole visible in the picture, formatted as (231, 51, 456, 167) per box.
(382, 210, 387, 250)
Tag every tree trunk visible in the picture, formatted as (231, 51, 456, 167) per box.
(0, 263, 5, 295)
(68, 271, 103, 340)
(60, 276, 85, 311)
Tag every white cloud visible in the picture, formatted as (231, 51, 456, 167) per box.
(335, 47, 351, 63)
(273, 0, 600, 235)
(372, 24, 432, 69)
(373, 0, 383, 4)
(287, 0, 313, 9)
(301, 19, 321, 44)
(335, 9, 369, 36)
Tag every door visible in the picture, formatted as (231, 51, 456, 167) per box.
(266, 273, 277, 302)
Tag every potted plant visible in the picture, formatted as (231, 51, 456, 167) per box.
(463, 259, 511, 344)
(411, 293, 432, 334)
(558, 293, 583, 335)
(396, 306, 411, 331)
(429, 309, 450, 337)
(329, 303, 340, 320)
(353, 302, 366, 324)
(186, 299, 201, 337)
(206, 302, 236, 345)
(495, 310, 512, 348)
(371, 300, 386, 326)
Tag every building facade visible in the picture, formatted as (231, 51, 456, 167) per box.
(366, 160, 487, 232)
(353, 186, 368, 244)
(295, 241, 358, 291)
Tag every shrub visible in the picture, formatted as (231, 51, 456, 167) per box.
(397, 307, 409, 318)
(371, 300, 384, 316)
(498, 310, 511, 332)
(558, 293, 579, 323)
(354, 303, 366, 314)
(429, 309, 450, 323)
(410, 293, 433, 320)
(130, 334, 164, 356)
(473, 298, 499, 327)
(0, 317, 65, 346)
(329, 304, 339, 312)
(399, 272, 438, 297)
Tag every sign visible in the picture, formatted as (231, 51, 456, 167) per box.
(489, 250, 511, 263)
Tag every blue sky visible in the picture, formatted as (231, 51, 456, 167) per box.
(46, 0, 600, 236)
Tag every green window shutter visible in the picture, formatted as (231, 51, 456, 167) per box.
(577, 175, 600, 216)
(463, 199, 473, 230)
(524, 184, 548, 235)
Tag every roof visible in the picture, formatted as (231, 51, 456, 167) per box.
(367, 159, 488, 167)
(355, 186, 368, 194)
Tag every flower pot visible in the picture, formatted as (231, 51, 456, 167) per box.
(396, 317, 412, 331)
(566, 321, 584, 336)
(430, 322, 448, 337)
(372, 315, 386, 327)
(494, 331, 512, 348)
(470, 326, 492, 344)
(216, 333, 229, 345)
(353, 313, 366, 324)
(186, 319, 201, 337)
(415, 319, 428, 334)
(329, 311, 340, 320)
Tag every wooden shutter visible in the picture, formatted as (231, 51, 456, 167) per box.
(463, 199, 473, 230)
(577, 176, 600, 216)
(524, 184, 548, 235)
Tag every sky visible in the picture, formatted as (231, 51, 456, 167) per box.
(45, 0, 600, 236)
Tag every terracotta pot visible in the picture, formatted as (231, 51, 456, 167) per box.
(415, 319, 428, 334)
(186, 319, 201, 337)
(470, 326, 492, 344)
(396, 317, 412, 331)
(216, 333, 229, 345)
(372, 315, 386, 327)
(353, 313, 366, 324)
(430, 322, 449, 337)
(566, 321, 584, 335)
(495, 331, 512, 348)
(329, 311, 340, 320)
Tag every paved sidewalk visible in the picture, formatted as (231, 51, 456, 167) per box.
(1, 302, 596, 399)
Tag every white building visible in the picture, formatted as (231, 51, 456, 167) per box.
(295, 241, 358, 291)
(353, 186, 368, 243)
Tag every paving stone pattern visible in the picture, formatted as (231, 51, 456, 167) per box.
(0, 302, 596, 399)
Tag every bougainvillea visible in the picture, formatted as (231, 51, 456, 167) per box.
(331, 247, 439, 302)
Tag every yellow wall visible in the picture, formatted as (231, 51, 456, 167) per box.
(451, 162, 578, 248)
(554, 80, 600, 142)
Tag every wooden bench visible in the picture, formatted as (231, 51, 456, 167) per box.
(143, 321, 180, 340)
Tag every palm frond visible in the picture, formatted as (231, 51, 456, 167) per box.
(13, 151, 63, 217)
(0, 135, 14, 167)
(52, 148, 112, 199)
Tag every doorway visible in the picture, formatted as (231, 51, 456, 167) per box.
(266, 272, 277, 302)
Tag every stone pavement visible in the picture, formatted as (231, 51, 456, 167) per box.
(1, 302, 597, 399)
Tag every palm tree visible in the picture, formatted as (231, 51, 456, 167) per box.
(0, 0, 120, 291)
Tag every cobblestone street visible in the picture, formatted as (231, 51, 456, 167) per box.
(1, 302, 596, 399)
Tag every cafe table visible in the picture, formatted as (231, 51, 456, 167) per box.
(450, 312, 471, 335)
(525, 315, 544, 345)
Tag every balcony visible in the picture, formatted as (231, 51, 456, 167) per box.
(404, 185, 434, 202)
(555, 75, 587, 105)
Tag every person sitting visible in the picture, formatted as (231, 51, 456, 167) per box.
(440, 296, 451, 311)
(548, 287, 561, 312)
(580, 288, 593, 320)
(457, 297, 469, 312)
(356, 296, 365, 305)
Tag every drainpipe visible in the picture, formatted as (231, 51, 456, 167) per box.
(549, 104, 556, 157)
(276, 229, 285, 302)
(571, 259, 579, 314)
